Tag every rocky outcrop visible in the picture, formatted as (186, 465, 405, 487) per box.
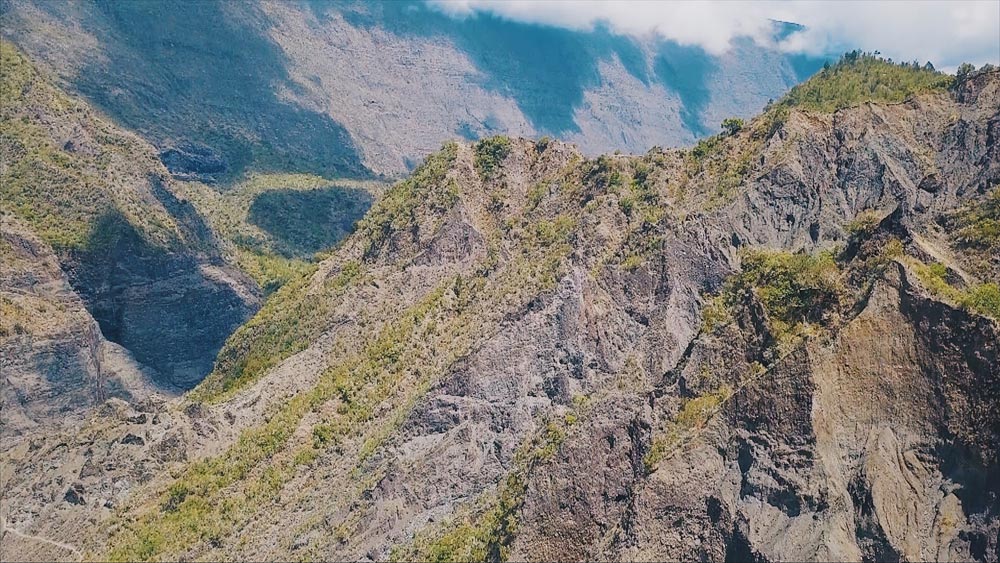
(158, 142, 229, 183)
(63, 218, 260, 390)
(0, 43, 260, 433)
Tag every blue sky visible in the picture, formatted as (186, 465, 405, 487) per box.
(429, 0, 1000, 71)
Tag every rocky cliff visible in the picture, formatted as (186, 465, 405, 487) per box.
(2, 58, 997, 562)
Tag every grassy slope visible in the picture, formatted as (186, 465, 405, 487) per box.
(174, 174, 381, 294)
(0, 40, 183, 253)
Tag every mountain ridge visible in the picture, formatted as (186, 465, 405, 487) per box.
(2, 52, 998, 561)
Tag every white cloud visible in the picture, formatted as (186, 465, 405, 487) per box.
(427, 0, 1000, 68)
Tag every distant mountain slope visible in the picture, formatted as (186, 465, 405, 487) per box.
(1, 0, 824, 179)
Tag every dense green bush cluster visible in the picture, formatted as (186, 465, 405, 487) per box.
(474, 135, 512, 180)
(734, 250, 843, 326)
(776, 51, 952, 113)
(751, 50, 954, 140)
(845, 210, 884, 238)
(706, 250, 845, 344)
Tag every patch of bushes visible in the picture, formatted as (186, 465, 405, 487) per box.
(0, 42, 180, 253)
(908, 258, 1000, 320)
(530, 215, 576, 248)
(526, 183, 547, 210)
(474, 136, 512, 180)
(721, 117, 744, 136)
(948, 189, 1000, 275)
(963, 283, 1000, 319)
(774, 51, 952, 114)
(534, 136, 551, 153)
(845, 209, 883, 238)
(733, 249, 844, 333)
(690, 135, 723, 162)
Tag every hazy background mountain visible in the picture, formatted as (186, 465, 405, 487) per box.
(1, 0, 825, 180)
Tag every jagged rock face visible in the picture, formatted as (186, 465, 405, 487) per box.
(2, 64, 999, 563)
(567, 264, 1000, 563)
(62, 219, 259, 390)
(0, 219, 157, 438)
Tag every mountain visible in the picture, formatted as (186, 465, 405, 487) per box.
(1, 0, 825, 181)
(2, 54, 998, 562)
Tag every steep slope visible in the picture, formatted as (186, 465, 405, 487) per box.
(1, 0, 824, 179)
(2, 59, 998, 562)
(0, 42, 259, 432)
(0, 216, 156, 437)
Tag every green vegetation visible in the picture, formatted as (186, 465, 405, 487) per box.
(703, 250, 845, 347)
(474, 136, 512, 180)
(356, 143, 459, 259)
(192, 262, 325, 401)
(534, 136, 552, 153)
(644, 385, 733, 472)
(700, 294, 732, 333)
(907, 258, 1000, 320)
(530, 215, 576, 248)
(751, 51, 953, 139)
(526, 183, 548, 210)
(953, 190, 1000, 250)
(110, 285, 451, 561)
(690, 134, 724, 161)
(735, 250, 843, 330)
(684, 128, 753, 207)
(174, 173, 378, 294)
(845, 209, 883, 238)
(246, 186, 372, 257)
(963, 284, 1000, 319)
(946, 188, 1000, 278)
(0, 41, 180, 253)
(234, 250, 313, 296)
(721, 117, 744, 136)
(774, 51, 952, 114)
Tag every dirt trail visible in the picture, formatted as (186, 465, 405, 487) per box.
(1, 522, 83, 562)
